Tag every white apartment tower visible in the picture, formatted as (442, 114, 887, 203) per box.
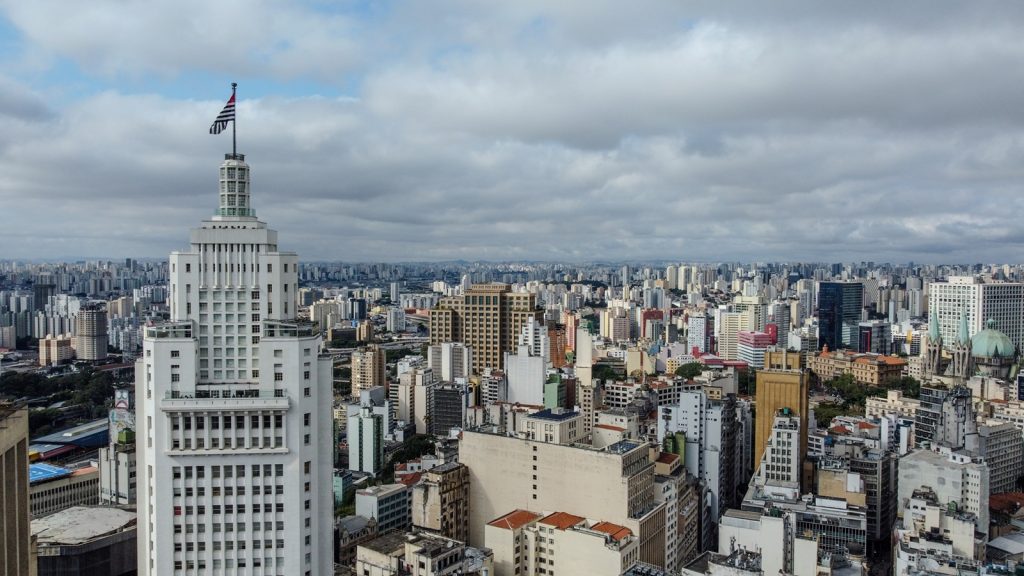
(136, 153, 334, 576)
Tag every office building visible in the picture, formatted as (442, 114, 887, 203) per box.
(817, 281, 863, 351)
(411, 462, 470, 543)
(429, 283, 543, 374)
(29, 464, 99, 518)
(929, 276, 1024, 355)
(736, 331, 773, 369)
(716, 310, 752, 361)
(687, 315, 709, 354)
(356, 484, 410, 534)
(461, 429, 667, 568)
(857, 319, 891, 354)
(135, 153, 334, 575)
(898, 447, 989, 532)
(0, 404, 31, 576)
(75, 305, 109, 361)
(753, 369, 808, 479)
(351, 344, 386, 391)
(431, 381, 470, 436)
(348, 404, 386, 476)
(427, 342, 473, 382)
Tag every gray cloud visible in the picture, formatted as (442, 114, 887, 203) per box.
(0, 3, 1023, 263)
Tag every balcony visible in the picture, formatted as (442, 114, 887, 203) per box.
(160, 389, 289, 411)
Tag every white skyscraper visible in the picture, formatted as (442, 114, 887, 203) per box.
(929, 276, 1024, 353)
(136, 153, 334, 575)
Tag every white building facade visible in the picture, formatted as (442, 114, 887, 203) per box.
(136, 154, 334, 576)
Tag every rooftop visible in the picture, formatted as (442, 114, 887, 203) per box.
(590, 521, 632, 542)
(29, 463, 71, 485)
(539, 511, 585, 530)
(528, 408, 579, 422)
(488, 510, 542, 531)
(32, 506, 136, 546)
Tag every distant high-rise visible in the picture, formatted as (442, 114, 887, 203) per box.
(817, 281, 863, 351)
(429, 283, 542, 374)
(929, 276, 1024, 354)
(0, 404, 31, 576)
(351, 344, 386, 391)
(136, 153, 334, 575)
(76, 305, 109, 361)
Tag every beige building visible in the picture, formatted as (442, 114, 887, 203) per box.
(517, 408, 584, 445)
(485, 510, 639, 576)
(38, 333, 75, 366)
(807, 349, 907, 386)
(75, 306, 108, 361)
(0, 405, 31, 576)
(461, 429, 666, 568)
(429, 283, 542, 374)
(352, 344, 387, 391)
(716, 310, 753, 361)
(865, 390, 920, 420)
(754, 369, 808, 478)
(764, 348, 803, 371)
(411, 462, 470, 543)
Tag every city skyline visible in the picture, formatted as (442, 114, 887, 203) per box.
(2, 3, 1024, 262)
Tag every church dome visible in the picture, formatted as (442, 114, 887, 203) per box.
(971, 319, 1015, 359)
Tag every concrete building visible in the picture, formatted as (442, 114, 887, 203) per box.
(736, 331, 773, 369)
(352, 344, 387, 391)
(716, 310, 753, 361)
(32, 506, 136, 576)
(461, 429, 667, 568)
(76, 305, 109, 361)
(898, 447, 990, 532)
(98, 389, 137, 505)
(893, 487, 987, 575)
(687, 315, 710, 355)
(38, 333, 74, 366)
(427, 342, 473, 382)
(410, 462, 470, 543)
(334, 514, 377, 566)
(0, 404, 31, 576)
(754, 369, 808, 479)
(135, 153, 335, 575)
(865, 389, 920, 420)
(394, 367, 433, 430)
(485, 510, 640, 576)
(429, 283, 543, 374)
(517, 408, 584, 445)
(356, 483, 410, 534)
(929, 276, 1024, 355)
(348, 403, 386, 476)
(430, 381, 470, 436)
(354, 530, 493, 576)
(29, 464, 99, 518)
(504, 344, 547, 406)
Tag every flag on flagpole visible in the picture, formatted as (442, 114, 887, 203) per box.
(209, 93, 236, 135)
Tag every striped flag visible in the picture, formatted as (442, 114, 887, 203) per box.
(209, 93, 236, 135)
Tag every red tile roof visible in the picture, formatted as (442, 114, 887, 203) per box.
(594, 424, 626, 432)
(656, 452, 680, 465)
(591, 521, 632, 542)
(539, 511, 585, 530)
(488, 510, 542, 531)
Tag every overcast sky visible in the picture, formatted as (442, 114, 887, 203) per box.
(1, 2, 1023, 263)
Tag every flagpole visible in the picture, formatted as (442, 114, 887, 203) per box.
(231, 82, 238, 158)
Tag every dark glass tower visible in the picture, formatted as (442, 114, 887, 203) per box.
(817, 282, 863, 350)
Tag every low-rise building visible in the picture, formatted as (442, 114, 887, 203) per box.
(486, 510, 640, 576)
(356, 484, 410, 534)
(808, 349, 907, 386)
(29, 464, 99, 518)
(355, 530, 493, 576)
(335, 514, 378, 566)
(32, 506, 137, 576)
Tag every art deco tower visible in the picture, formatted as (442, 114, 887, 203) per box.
(136, 153, 334, 575)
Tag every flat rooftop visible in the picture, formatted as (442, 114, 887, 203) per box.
(29, 463, 71, 485)
(527, 408, 578, 422)
(32, 506, 136, 546)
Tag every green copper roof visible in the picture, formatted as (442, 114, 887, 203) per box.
(971, 318, 1015, 359)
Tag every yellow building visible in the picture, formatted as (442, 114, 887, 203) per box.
(754, 369, 808, 477)
(807, 349, 907, 387)
(38, 333, 75, 367)
(429, 283, 542, 374)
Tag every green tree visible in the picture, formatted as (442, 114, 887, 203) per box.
(674, 362, 704, 379)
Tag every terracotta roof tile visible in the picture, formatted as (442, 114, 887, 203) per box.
(488, 510, 542, 530)
(590, 521, 632, 542)
(539, 511, 585, 530)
